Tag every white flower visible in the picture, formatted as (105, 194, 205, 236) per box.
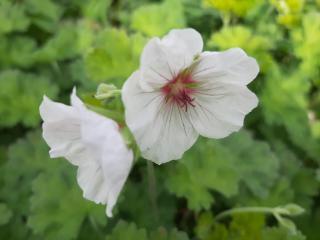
(39, 89, 133, 217)
(122, 28, 259, 164)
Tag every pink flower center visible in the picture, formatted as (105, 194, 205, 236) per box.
(161, 71, 197, 111)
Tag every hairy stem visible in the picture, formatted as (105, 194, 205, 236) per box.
(147, 161, 159, 224)
(215, 207, 275, 221)
(89, 216, 104, 237)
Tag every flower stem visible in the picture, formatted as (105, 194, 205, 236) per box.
(86, 104, 124, 123)
(222, 12, 231, 27)
(89, 216, 104, 238)
(215, 207, 275, 221)
(147, 161, 159, 224)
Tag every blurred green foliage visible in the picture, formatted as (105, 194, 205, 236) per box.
(165, 131, 279, 211)
(0, 0, 319, 239)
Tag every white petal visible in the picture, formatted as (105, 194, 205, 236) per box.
(192, 48, 259, 86)
(190, 82, 258, 138)
(122, 71, 164, 148)
(40, 96, 85, 165)
(139, 38, 183, 91)
(122, 71, 198, 164)
(102, 145, 133, 217)
(79, 110, 133, 218)
(77, 146, 133, 217)
(39, 95, 77, 122)
(70, 87, 84, 109)
(141, 105, 198, 164)
(40, 90, 133, 217)
(162, 28, 203, 57)
(140, 28, 203, 91)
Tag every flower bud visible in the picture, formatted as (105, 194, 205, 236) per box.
(278, 217, 297, 234)
(95, 83, 120, 100)
(281, 203, 305, 216)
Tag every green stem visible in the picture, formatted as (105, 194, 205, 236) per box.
(89, 216, 104, 238)
(86, 104, 124, 123)
(222, 12, 231, 27)
(147, 161, 159, 225)
(215, 207, 275, 221)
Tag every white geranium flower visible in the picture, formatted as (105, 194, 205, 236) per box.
(122, 28, 259, 164)
(39, 89, 133, 217)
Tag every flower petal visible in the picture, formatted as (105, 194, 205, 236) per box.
(70, 87, 84, 109)
(192, 48, 259, 86)
(122, 71, 198, 164)
(190, 82, 258, 138)
(140, 28, 203, 91)
(139, 38, 183, 91)
(40, 95, 77, 122)
(75, 109, 133, 217)
(162, 28, 203, 58)
(141, 105, 199, 164)
(77, 144, 133, 217)
(40, 96, 85, 165)
(122, 71, 165, 148)
(40, 90, 133, 217)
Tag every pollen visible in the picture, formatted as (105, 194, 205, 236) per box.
(161, 71, 197, 111)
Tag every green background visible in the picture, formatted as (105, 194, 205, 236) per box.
(0, 0, 320, 239)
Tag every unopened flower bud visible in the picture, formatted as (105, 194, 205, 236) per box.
(95, 83, 121, 100)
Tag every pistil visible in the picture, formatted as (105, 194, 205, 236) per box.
(161, 71, 197, 111)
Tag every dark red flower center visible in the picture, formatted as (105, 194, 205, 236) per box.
(161, 71, 197, 111)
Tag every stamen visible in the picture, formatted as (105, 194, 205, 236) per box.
(161, 71, 197, 112)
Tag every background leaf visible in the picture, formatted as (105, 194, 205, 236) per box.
(165, 131, 279, 211)
(131, 0, 185, 36)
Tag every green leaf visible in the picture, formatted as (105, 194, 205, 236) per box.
(262, 227, 306, 240)
(149, 228, 189, 240)
(291, 168, 319, 208)
(0, 70, 58, 127)
(24, 0, 63, 32)
(0, 203, 12, 226)
(78, 0, 111, 22)
(195, 212, 216, 239)
(0, 1, 30, 34)
(195, 212, 305, 240)
(118, 166, 176, 229)
(85, 28, 146, 82)
(1, 130, 106, 239)
(106, 221, 148, 240)
(195, 212, 265, 240)
(292, 12, 320, 84)
(0, 217, 35, 240)
(28, 171, 106, 240)
(164, 161, 214, 211)
(0, 131, 54, 239)
(33, 23, 81, 63)
(208, 25, 275, 73)
(235, 142, 318, 209)
(0, 20, 94, 69)
(271, 0, 305, 27)
(31, 19, 97, 65)
(297, 207, 320, 240)
(203, 0, 263, 17)
(223, 132, 279, 198)
(165, 131, 279, 211)
(0, 36, 37, 68)
(131, 0, 185, 36)
(105, 221, 189, 240)
(260, 66, 320, 161)
(228, 214, 265, 240)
